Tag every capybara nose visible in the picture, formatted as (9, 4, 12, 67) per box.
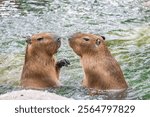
(68, 37, 71, 41)
(57, 37, 61, 42)
(26, 38, 31, 44)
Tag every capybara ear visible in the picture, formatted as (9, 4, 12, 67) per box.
(101, 36, 105, 40)
(95, 39, 101, 46)
(26, 36, 32, 44)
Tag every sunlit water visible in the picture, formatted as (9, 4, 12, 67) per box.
(0, 0, 149, 99)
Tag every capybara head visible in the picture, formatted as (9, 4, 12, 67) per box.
(26, 32, 61, 56)
(68, 33, 105, 56)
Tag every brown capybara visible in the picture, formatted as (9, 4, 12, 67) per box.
(20, 32, 70, 89)
(69, 33, 128, 90)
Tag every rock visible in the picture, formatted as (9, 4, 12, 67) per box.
(0, 90, 71, 100)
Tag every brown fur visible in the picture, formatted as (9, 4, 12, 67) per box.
(21, 32, 65, 89)
(69, 33, 128, 90)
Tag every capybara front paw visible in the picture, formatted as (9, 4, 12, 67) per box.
(57, 59, 70, 68)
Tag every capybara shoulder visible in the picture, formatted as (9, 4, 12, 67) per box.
(69, 33, 128, 90)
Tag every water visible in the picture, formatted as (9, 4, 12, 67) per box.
(0, 0, 149, 100)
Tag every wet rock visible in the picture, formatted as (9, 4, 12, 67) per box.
(0, 90, 71, 100)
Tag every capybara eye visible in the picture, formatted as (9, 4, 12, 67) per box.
(37, 38, 44, 41)
(83, 38, 90, 41)
(101, 36, 105, 40)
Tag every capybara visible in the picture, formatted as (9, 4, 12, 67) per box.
(21, 32, 70, 89)
(69, 33, 128, 90)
